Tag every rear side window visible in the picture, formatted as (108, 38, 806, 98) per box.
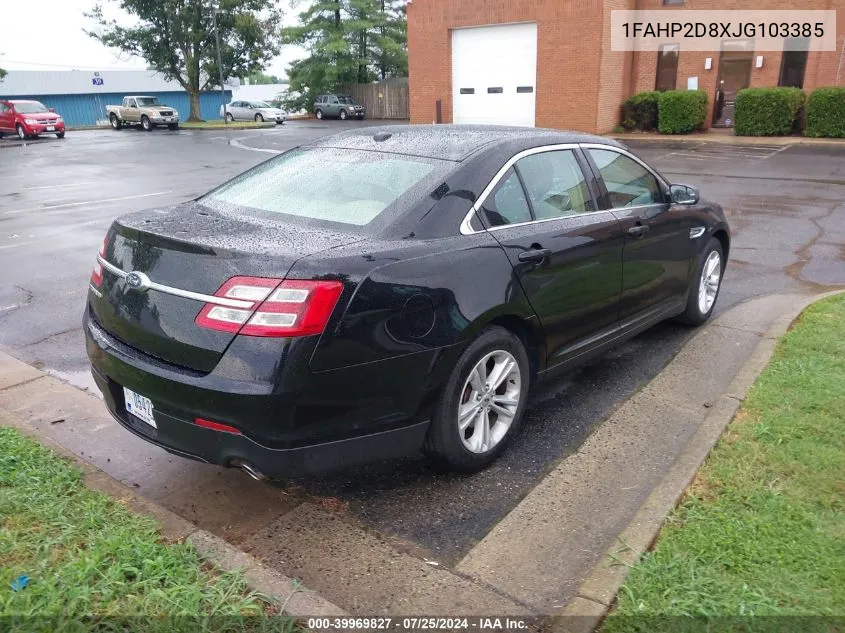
(481, 168, 532, 227)
(516, 150, 594, 218)
(201, 148, 451, 228)
(588, 148, 663, 208)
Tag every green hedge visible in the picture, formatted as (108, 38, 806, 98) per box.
(734, 87, 805, 136)
(805, 87, 845, 138)
(658, 90, 707, 134)
(621, 91, 660, 131)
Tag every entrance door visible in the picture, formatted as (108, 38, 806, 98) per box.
(713, 43, 753, 127)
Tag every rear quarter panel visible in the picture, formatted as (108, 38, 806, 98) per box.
(291, 232, 540, 373)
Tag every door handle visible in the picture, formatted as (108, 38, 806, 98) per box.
(518, 248, 552, 263)
(627, 224, 650, 237)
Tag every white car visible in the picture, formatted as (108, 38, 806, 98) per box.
(220, 101, 286, 124)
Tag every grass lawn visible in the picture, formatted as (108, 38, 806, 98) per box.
(602, 293, 845, 633)
(0, 427, 296, 632)
(180, 121, 276, 130)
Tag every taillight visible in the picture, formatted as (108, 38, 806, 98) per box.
(195, 276, 344, 338)
(90, 236, 107, 287)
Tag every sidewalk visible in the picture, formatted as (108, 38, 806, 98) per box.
(609, 128, 845, 146)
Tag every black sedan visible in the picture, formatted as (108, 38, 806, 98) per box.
(84, 125, 729, 480)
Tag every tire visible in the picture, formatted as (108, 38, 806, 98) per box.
(141, 115, 152, 131)
(167, 123, 178, 131)
(339, 109, 348, 120)
(677, 236, 725, 326)
(424, 326, 530, 472)
(56, 131, 65, 139)
(110, 113, 122, 130)
(315, 109, 323, 120)
(255, 113, 264, 123)
(16, 124, 27, 140)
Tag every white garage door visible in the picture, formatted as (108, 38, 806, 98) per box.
(452, 23, 538, 127)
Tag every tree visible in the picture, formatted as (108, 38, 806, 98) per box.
(85, 0, 283, 121)
(283, 0, 406, 111)
(246, 71, 284, 84)
(0, 68, 6, 81)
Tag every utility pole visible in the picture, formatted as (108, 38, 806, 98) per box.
(211, 3, 227, 124)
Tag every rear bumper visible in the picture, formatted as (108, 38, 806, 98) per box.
(84, 309, 438, 478)
(92, 365, 428, 478)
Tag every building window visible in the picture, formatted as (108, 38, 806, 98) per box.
(779, 38, 809, 88)
(655, 44, 680, 91)
(663, 0, 684, 4)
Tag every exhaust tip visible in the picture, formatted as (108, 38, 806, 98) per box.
(230, 459, 267, 482)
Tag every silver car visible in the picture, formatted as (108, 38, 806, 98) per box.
(220, 100, 286, 124)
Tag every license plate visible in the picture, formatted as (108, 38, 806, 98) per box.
(46, 126, 55, 131)
(123, 387, 157, 428)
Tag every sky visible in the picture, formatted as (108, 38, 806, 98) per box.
(0, 0, 305, 80)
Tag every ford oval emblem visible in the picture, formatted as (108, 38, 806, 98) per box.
(124, 271, 150, 292)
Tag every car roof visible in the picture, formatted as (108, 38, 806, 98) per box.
(8, 100, 42, 103)
(307, 125, 622, 162)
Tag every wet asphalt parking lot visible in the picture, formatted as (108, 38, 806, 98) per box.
(1, 122, 844, 564)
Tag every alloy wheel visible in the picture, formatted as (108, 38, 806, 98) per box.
(16, 125, 26, 139)
(457, 350, 521, 454)
(698, 250, 721, 314)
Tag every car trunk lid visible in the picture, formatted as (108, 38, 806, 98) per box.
(89, 202, 363, 373)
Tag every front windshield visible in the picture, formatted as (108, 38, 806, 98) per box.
(136, 97, 161, 107)
(339, 97, 355, 105)
(250, 101, 271, 108)
(14, 102, 49, 114)
(201, 148, 451, 228)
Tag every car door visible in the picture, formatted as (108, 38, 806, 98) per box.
(327, 96, 340, 117)
(583, 145, 693, 323)
(475, 146, 624, 368)
(124, 98, 140, 122)
(0, 102, 12, 132)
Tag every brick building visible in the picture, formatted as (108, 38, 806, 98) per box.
(407, 0, 845, 133)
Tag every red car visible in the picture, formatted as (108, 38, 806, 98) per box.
(0, 100, 66, 140)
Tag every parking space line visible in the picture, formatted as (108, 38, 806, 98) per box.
(2, 191, 173, 216)
(673, 152, 738, 160)
(24, 181, 99, 191)
(0, 218, 114, 250)
(228, 137, 281, 154)
(757, 144, 793, 162)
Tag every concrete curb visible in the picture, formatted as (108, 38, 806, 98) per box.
(557, 290, 845, 632)
(0, 398, 346, 618)
(608, 132, 845, 146)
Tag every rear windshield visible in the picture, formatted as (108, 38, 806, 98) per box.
(200, 148, 452, 228)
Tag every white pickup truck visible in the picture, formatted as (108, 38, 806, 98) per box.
(106, 96, 180, 131)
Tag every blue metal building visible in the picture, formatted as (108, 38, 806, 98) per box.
(0, 70, 232, 127)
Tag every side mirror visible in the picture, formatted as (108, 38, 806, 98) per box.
(49, 108, 56, 113)
(670, 184, 699, 206)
